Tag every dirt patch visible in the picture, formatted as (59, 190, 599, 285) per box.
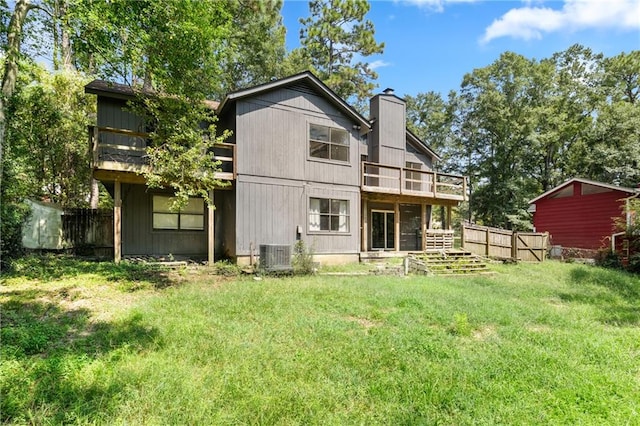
(472, 325, 497, 341)
(345, 315, 380, 329)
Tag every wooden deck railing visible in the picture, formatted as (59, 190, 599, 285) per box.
(361, 162, 467, 201)
(89, 125, 235, 180)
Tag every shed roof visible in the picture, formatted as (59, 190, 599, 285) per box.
(528, 178, 639, 204)
(84, 80, 220, 109)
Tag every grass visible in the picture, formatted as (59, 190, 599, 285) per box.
(2, 255, 639, 425)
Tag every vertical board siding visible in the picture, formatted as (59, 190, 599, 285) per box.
(122, 184, 208, 256)
(97, 97, 145, 147)
(235, 178, 360, 256)
(235, 87, 360, 186)
(370, 95, 406, 168)
(232, 83, 363, 257)
(532, 182, 628, 249)
(235, 178, 304, 256)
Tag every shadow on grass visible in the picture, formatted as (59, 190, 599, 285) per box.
(1, 292, 160, 423)
(559, 266, 640, 326)
(2, 253, 174, 289)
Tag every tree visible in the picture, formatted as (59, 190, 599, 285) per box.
(299, 0, 384, 104)
(7, 66, 93, 207)
(70, 0, 236, 207)
(1, 0, 37, 269)
(405, 91, 459, 172)
(218, 0, 287, 94)
(457, 52, 538, 229)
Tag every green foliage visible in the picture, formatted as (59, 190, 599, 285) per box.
(448, 312, 472, 336)
(628, 254, 640, 274)
(292, 239, 315, 275)
(70, 0, 233, 97)
(594, 249, 623, 270)
(408, 45, 639, 230)
(133, 96, 232, 208)
(212, 260, 242, 277)
(218, 0, 287, 94)
(3, 260, 640, 423)
(7, 66, 93, 207)
(299, 0, 384, 104)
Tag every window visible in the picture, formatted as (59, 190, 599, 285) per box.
(152, 195, 204, 231)
(309, 198, 349, 233)
(309, 123, 349, 162)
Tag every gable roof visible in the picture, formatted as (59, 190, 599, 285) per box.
(406, 128, 441, 162)
(216, 71, 371, 130)
(528, 178, 639, 204)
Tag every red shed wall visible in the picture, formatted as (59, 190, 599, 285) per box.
(532, 182, 627, 249)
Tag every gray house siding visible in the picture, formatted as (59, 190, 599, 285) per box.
(121, 183, 208, 257)
(235, 86, 361, 186)
(231, 84, 363, 260)
(97, 97, 145, 148)
(369, 95, 406, 168)
(234, 176, 360, 257)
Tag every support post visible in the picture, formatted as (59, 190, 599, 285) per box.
(208, 189, 215, 266)
(114, 180, 122, 263)
(421, 203, 427, 251)
(362, 198, 368, 252)
(446, 206, 452, 230)
(394, 201, 400, 252)
(485, 227, 490, 257)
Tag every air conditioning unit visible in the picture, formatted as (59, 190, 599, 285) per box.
(259, 244, 292, 272)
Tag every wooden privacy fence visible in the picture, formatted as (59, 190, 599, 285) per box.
(62, 208, 114, 255)
(461, 222, 549, 262)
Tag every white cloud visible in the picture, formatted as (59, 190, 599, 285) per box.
(481, 0, 640, 44)
(369, 60, 392, 70)
(398, 0, 479, 13)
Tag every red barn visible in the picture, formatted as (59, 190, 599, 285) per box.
(528, 178, 638, 250)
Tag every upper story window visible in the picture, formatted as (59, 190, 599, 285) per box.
(309, 123, 349, 162)
(153, 195, 204, 231)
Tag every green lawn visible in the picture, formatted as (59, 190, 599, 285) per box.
(2, 256, 639, 425)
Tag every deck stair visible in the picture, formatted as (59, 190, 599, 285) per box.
(408, 249, 492, 276)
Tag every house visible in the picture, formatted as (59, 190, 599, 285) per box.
(85, 71, 467, 265)
(528, 178, 639, 250)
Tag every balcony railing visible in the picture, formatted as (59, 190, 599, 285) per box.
(362, 162, 467, 201)
(89, 125, 235, 180)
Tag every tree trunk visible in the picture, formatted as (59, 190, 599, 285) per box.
(59, 0, 74, 70)
(89, 178, 99, 208)
(1, 0, 33, 268)
(1, 0, 34, 183)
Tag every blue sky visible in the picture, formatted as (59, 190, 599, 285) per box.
(281, 0, 640, 97)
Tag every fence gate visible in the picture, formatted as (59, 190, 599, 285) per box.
(461, 222, 548, 262)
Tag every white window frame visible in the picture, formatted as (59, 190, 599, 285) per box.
(308, 197, 350, 233)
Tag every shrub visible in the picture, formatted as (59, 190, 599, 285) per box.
(1, 201, 30, 272)
(213, 260, 241, 276)
(292, 240, 315, 275)
(627, 254, 640, 274)
(594, 249, 622, 270)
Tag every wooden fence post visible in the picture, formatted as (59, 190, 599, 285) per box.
(511, 232, 518, 260)
(485, 227, 490, 256)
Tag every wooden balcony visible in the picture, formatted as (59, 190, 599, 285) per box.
(89, 126, 236, 182)
(361, 162, 467, 202)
